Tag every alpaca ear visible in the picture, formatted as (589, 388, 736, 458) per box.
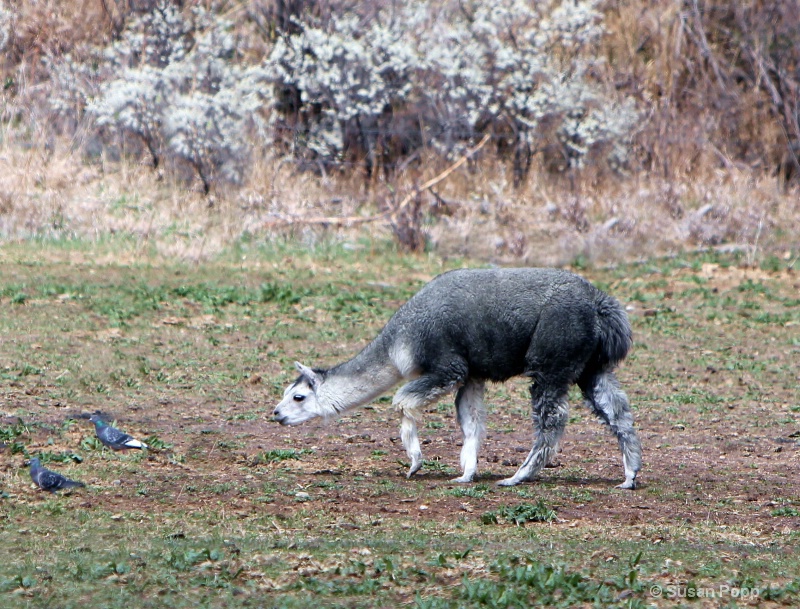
(295, 362, 321, 389)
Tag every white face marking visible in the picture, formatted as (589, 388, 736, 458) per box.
(272, 377, 321, 425)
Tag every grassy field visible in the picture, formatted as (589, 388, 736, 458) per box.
(1, 238, 798, 608)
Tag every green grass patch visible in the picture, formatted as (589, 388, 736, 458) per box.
(419, 554, 647, 608)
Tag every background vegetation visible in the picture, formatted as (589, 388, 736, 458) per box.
(0, 0, 798, 263)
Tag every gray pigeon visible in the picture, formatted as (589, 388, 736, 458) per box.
(89, 414, 148, 451)
(29, 457, 85, 493)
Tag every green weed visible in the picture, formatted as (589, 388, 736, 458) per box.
(0, 420, 29, 441)
(418, 555, 648, 608)
(142, 435, 173, 450)
(80, 436, 104, 451)
(421, 458, 458, 476)
(258, 448, 312, 463)
(38, 451, 84, 464)
(771, 506, 800, 517)
(482, 501, 557, 526)
(447, 484, 491, 499)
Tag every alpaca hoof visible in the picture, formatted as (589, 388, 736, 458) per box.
(450, 475, 474, 484)
(617, 479, 637, 490)
(407, 461, 422, 478)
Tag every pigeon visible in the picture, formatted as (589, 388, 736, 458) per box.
(89, 414, 148, 451)
(29, 457, 85, 493)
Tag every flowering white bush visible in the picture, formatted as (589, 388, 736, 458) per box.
(86, 2, 270, 189)
(89, 65, 170, 165)
(42, 54, 101, 131)
(420, 0, 614, 165)
(165, 63, 270, 189)
(268, 0, 639, 179)
(0, 1, 12, 55)
(85, 3, 187, 166)
(421, 0, 640, 173)
(39, 0, 638, 189)
(267, 11, 420, 164)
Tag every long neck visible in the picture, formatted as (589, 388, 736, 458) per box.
(319, 338, 401, 414)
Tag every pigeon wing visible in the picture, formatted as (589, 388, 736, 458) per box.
(37, 467, 82, 491)
(98, 424, 127, 447)
(38, 469, 67, 491)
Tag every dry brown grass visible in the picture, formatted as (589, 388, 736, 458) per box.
(0, 0, 111, 79)
(1, 136, 796, 265)
(602, 0, 800, 184)
(397, 142, 799, 265)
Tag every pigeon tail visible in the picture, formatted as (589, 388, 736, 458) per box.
(58, 479, 86, 490)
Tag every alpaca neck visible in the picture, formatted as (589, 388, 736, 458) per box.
(319, 342, 401, 414)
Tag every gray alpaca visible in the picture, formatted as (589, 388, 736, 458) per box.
(273, 268, 642, 488)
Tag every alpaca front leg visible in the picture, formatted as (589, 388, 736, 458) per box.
(452, 380, 486, 483)
(400, 411, 423, 477)
(393, 376, 453, 478)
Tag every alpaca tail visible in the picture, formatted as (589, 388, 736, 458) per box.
(594, 291, 633, 368)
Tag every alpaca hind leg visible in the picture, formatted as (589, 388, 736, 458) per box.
(452, 380, 486, 483)
(498, 384, 569, 487)
(581, 371, 641, 489)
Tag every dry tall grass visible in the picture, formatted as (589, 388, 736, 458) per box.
(1, 138, 794, 266)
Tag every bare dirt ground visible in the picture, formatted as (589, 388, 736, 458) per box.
(7, 387, 797, 530)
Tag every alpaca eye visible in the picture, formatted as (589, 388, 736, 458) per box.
(293, 394, 305, 402)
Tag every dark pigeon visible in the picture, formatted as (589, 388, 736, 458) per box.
(89, 414, 148, 451)
(29, 457, 85, 493)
